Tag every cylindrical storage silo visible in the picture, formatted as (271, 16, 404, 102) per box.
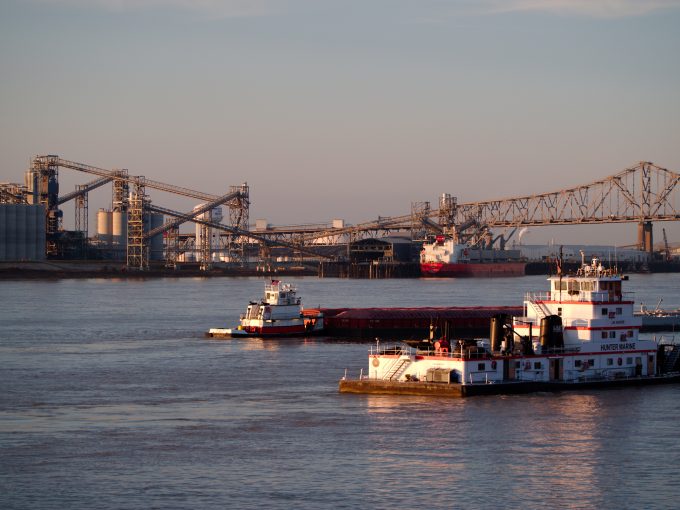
(97, 209, 112, 246)
(148, 212, 164, 261)
(112, 211, 127, 247)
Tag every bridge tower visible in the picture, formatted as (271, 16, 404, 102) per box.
(638, 221, 654, 254)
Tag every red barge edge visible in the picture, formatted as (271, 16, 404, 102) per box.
(304, 306, 524, 339)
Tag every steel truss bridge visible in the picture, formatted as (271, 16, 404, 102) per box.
(259, 161, 680, 252)
(10, 157, 679, 268)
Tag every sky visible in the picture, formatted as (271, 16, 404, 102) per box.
(1, 0, 679, 245)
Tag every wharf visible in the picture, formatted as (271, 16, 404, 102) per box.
(313, 306, 524, 339)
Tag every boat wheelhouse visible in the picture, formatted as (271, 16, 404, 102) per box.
(207, 280, 324, 338)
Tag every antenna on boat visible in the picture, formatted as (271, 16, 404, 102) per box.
(558, 245, 564, 303)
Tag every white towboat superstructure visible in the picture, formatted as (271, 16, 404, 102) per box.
(340, 256, 680, 397)
(207, 280, 323, 338)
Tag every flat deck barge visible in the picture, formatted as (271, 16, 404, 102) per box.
(314, 306, 523, 339)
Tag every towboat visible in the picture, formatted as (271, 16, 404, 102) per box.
(207, 280, 324, 338)
(340, 256, 680, 397)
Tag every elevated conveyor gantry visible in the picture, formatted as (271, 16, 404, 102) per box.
(147, 204, 337, 262)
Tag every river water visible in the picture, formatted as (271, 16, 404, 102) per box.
(2, 274, 680, 509)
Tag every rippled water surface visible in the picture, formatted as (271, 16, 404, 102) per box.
(2, 275, 680, 509)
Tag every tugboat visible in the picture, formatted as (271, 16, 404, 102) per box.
(340, 254, 680, 397)
(207, 280, 324, 338)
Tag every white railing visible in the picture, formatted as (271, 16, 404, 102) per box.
(525, 291, 635, 303)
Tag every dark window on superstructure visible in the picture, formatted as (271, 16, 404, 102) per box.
(610, 331, 616, 339)
(534, 362, 542, 369)
(515, 361, 520, 369)
(575, 360, 582, 367)
(616, 307, 622, 315)
(607, 359, 614, 366)
(588, 359, 595, 367)
(557, 307, 562, 317)
(602, 308, 608, 316)
(478, 363, 485, 371)
(626, 357, 633, 365)
(601, 331, 608, 339)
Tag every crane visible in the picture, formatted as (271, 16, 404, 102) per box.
(663, 228, 671, 262)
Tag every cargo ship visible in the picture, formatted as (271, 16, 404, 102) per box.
(420, 235, 525, 277)
(206, 280, 323, 338)
(340, 256, 680, 397)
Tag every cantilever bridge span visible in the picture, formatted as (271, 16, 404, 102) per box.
(262, 161, 679, 252)
(454, 161, 680, 227)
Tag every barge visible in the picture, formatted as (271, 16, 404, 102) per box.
(340, 256, 680, 397)
(317, 306, 523, 339)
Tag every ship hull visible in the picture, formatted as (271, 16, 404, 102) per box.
(339, 373, 680, 398)
(206, 322, 323, 338)
(420, 261, 526, 277)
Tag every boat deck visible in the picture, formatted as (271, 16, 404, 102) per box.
(339, 373, 680, 398)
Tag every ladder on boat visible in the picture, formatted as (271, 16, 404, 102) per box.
(527, 299, 551, 320)
(662, 346, 680, 373)
(383, 357, 411, 381)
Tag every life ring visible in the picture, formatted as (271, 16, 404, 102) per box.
(524, 361, 531, 370)
(372, 358, 380, 367)
(491, 361, 497, 369)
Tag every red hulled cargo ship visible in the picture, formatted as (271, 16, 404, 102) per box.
(420, 236, 525, 277)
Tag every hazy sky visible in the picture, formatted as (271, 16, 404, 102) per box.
(1, 0, 679, 245)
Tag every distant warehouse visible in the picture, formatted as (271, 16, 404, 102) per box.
(0, 204, 46, 261)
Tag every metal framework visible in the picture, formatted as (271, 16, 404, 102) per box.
(255, 161, 680, 251)
(126, 183, 147, 270)
(147, 204, 336, 260)
(51, 157, 218, 201)
(30, 156, 61, 256)
(227, 183, 250, 266)
(0, 184, 27, 204)
(74, 184, 88, 242)
(453, 162, 680, 227)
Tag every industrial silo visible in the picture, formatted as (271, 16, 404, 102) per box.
(97, 209, 112, 246)
(146, 212, 165, 261)
(112, 210, 127, 247)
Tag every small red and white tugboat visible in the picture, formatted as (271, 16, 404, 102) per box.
(207, 280, 324, 338)
(341, 254, 680, 397)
